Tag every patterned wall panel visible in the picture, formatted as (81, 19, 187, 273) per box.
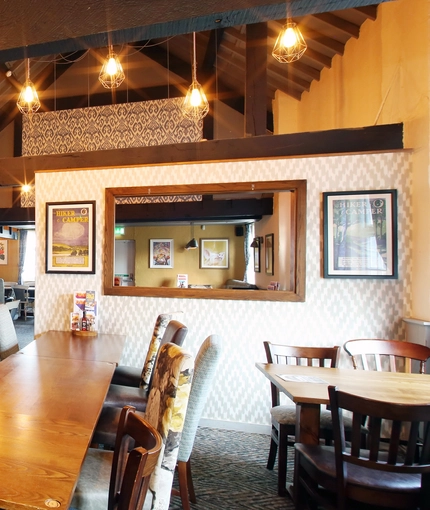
(34, 151, 412, 431)
(22, 98, 202, 156)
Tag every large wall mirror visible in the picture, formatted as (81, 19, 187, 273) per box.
(104, 179, 306, 302)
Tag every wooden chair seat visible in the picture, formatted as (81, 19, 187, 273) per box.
(263, 342, 340, 496)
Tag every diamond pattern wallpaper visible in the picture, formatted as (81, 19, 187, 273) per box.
(34, 151, 412, 432)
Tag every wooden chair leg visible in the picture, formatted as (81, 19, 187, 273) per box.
(267, 428, 278, 470)
(177, 460, 192, 510)
(277, 424, 288, 496)
(185, 458, 196, 504)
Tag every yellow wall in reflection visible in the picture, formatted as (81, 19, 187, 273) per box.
(117, 223, 246, 289)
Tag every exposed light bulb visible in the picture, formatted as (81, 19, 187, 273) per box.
(282, 27, 298, 48)
(190, 87, 203, 107)
(106, 57, 118, 76)
(24, 85, 35, 103)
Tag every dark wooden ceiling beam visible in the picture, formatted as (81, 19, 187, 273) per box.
(313, 13, 361, 38)
(302, 29, 345, 55)
(355, 6, 378, 20)
(245, 23, 268, 136)
(0, 123, 403, 186)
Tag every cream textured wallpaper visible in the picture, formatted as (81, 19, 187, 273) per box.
(34, 151, 412, 431)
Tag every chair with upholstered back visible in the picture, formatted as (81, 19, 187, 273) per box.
(263, 341, 340, 496)
(294, 385, 430, 510)
(344, 338, 430, 373)
(91, 319, 189, 449)
(171, 334, 222, 510)
(112, 311, 184, 388)
(0, 278, 4, 305)
(142, 342, 194, 510)
(70, 405, 162, 510)
(0, 303, 19, 360)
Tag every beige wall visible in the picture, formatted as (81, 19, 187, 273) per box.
(274, 0, 430, 320)
(0, 237, 19, 282)
(34, 152, 410, 431)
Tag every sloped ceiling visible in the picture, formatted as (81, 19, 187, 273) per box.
(0, 0, 397, 138)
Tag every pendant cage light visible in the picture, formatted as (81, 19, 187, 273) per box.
(182, 32, 209, 121)
(99, 45, 125, 89)
(272, 19, 307, 64)
(17, 59, 41, 114)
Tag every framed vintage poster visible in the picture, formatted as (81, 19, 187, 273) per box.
(200, 238, 229, 269)
(150, 239, 174, 268)
(265, 233, 274, 275)
(46, 201, 96, 274)
(323, 189, 398, 278)
(0, 239, 7, 265)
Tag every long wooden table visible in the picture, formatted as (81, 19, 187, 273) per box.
(256, 363, 430, 444)
(0, 330, 126, 509)
(20, 330, 126, 364)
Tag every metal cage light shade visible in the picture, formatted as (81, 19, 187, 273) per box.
(272, 20, 307, 64)
(99, 46, 125, 89)
(17, 59, 40, 114)
(182, 32, 209, 121)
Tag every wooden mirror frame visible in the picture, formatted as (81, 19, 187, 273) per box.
(104, 179, 306, 302)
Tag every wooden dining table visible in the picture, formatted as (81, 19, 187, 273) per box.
(20, 330, 126, 364)
(0, 330, 126, 509)
(256, 362, 430, 444)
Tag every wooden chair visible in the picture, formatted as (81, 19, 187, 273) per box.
(171, 334, 222, 510)
(0, 303, 19, 360)
(111, 311, 184, 388)
(344, 338, 430, 373)
(92, 319, 188, 446)
(71, 405, 162, 510)
(263, 342, 340, 496)
(294, 385, 430, 510)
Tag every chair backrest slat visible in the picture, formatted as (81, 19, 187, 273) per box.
(264, 342, 339, 409)
(329, 385, 430, 479)
(344, 339, 430, 374)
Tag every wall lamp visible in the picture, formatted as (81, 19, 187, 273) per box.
(250, 236, 263, 248)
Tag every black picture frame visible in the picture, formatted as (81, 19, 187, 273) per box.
(323, 189, 398, 279)
(46, 201, 96, 274)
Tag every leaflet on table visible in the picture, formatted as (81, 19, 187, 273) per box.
(278, 374, 327, 384)
(71, 290, 98, 331)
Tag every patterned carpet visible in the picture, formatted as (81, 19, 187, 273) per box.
(170, 427, 296, 510)
(14, 317, 35, 349)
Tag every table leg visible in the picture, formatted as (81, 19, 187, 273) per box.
(295, 402, 321, 444)
(286, 403, 321, 501)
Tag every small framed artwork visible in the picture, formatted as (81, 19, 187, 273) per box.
(0, 239, 7, 265)
(46, 201, 96, 274)
(323, 189, 398, 278)
(200, 238, 229, 269)
(253, 243, 261, 273)
(150, 239, 174, 268)
(265, 233, 274, 275)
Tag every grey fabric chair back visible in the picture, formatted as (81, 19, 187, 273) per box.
(177, 334, 222, 462)
(0, 303, 19, 360)
(0, 278, 4, 305)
